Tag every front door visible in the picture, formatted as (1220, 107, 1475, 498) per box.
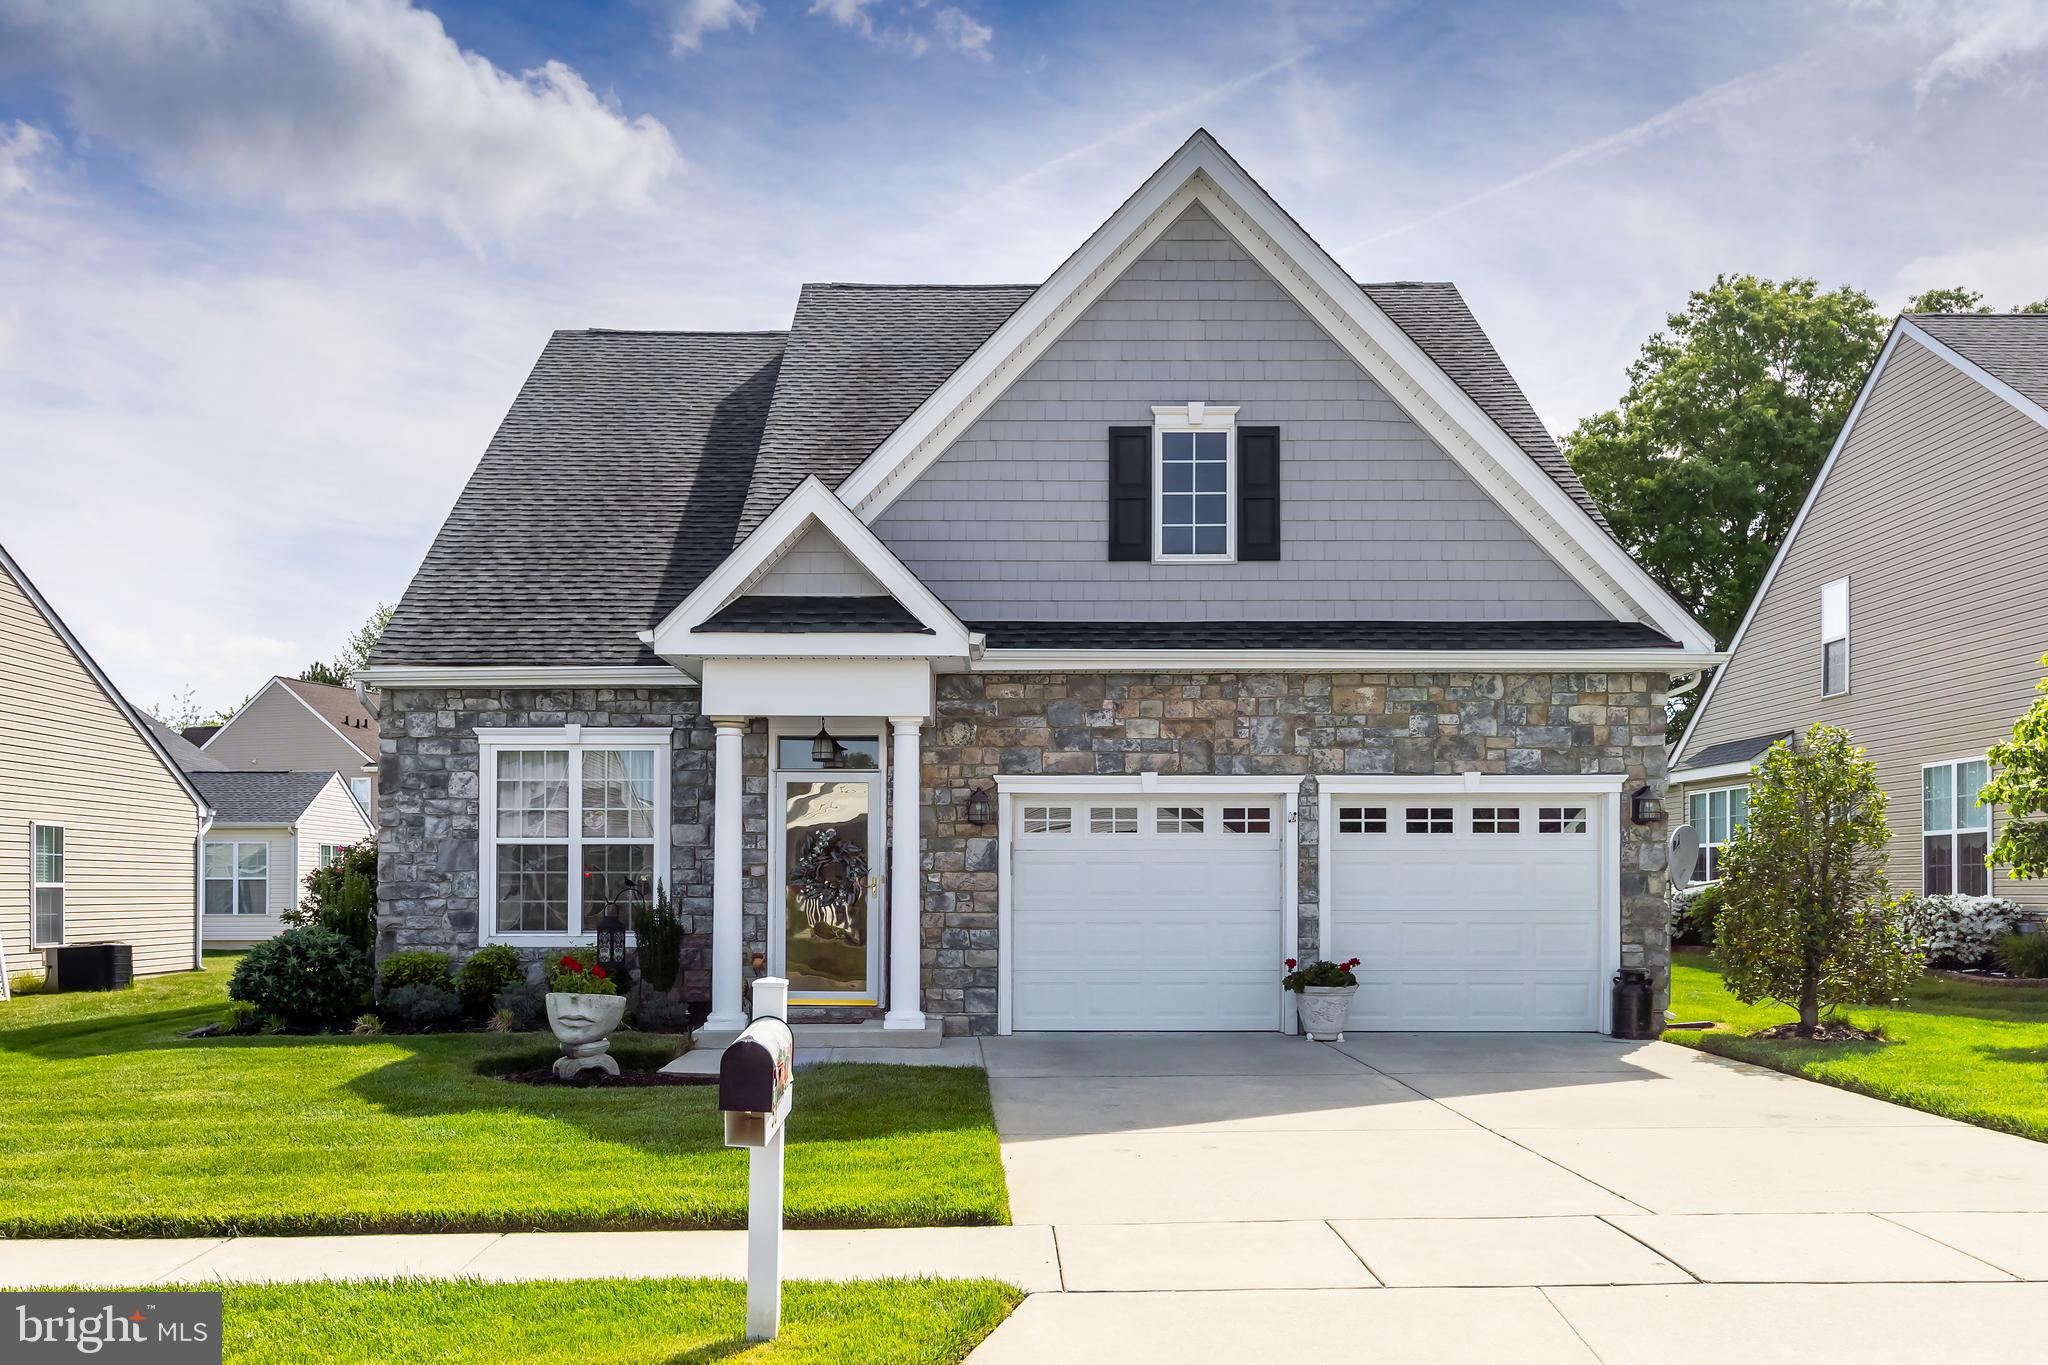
(773, 732, 885, 1006)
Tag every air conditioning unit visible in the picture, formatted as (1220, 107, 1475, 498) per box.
(47, 943, 134, 993)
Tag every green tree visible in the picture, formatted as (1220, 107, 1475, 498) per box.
(1564, 277, 1885, 735)
(1905, 286, 1988, 314)
(1984, 653, 2048, 881)
(1715, 726, 1918, 1036)
(299, 603, 394, 687)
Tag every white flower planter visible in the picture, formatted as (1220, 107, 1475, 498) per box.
(546, 991, 627, 1079)
(1293, 984, 1358, 1041)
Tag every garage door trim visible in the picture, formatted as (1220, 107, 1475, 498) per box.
(1317, 773, 1627, 1033)
(994, 774, 1302, 1035)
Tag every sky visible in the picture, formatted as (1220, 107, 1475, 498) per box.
(2, 0, 2046, 716)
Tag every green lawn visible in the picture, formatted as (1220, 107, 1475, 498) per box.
(215, 1277, 1020, 1364)
(1665, 949, 2048, 1142)
(0, 956, 1008, 1237)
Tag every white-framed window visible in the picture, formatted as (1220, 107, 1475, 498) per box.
(1022, 805, 1072, 835)
(1821, 577, 1850, 696)
(30, 823, 63, 947)
(1684, 786, 1748, 882)
(1152, 403, 1238, 562)
(480, 728, 670, 943)
(350, 776, 373, 815)
(204, 840, 269, 916)
(1336, 805, 1387, 834)
(1923, 758, 1991, 897)
(1405, 807, 1453, 834)
(1089, 805, 1139, 835)
(1472, 806, 1521, 834)
(1157, 805, 1205, 834)
(1538, 806, 1589, 835)
(317, 844, 346, 869)
(1222, 805, 1272, 834)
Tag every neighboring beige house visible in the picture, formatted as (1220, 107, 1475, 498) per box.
(0, 542, 210, 987)
(1671, 313, 2048, 912)
(186, 771, 371, 947)
(201, 676, 380, 818)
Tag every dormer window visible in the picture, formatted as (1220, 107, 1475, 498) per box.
(1152, 403, 1238, 562)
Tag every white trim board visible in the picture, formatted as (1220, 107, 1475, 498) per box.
(1673, 315, 2040, 765)
(830, 130, 1714, 654)
(975, 647, 1720, 673)
(1667, 759, 1757, 786)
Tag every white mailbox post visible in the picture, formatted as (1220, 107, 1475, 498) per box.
(719, 976, 794, 1342)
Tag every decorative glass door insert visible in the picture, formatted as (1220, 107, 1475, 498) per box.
(782, 778, 879, 999)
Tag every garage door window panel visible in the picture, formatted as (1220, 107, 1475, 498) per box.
(1337, 806, 1387, 834)
(1090, 806, 1138, 835)
(1405, 807, 1453, 834)
(1022, 805, 1071, 835)
(1539, 806, 1589, 835)
(1156, 806, 1204, 834)
(1472, 807, 1520, 834)
(1223, 806, 1271, 834)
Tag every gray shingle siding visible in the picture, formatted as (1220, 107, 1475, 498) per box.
(871, 206, 1604, 623)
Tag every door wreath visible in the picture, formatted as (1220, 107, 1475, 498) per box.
(790, 827, 869, 945)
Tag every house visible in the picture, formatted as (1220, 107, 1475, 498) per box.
(1, 541, 210, 987)
(362, 131, 1720, 1038)
(184, 771, 372, 947)
(1671, 312, 2048, 911)
(201, 676, 380, 818)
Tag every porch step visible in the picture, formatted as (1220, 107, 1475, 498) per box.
(692, 1018, 946, 1052)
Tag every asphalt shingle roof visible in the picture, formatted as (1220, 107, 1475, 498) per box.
(1907, 313, 2048, 413)
(974, 620, 1678, 651)
(144, 715, 230, 773)
(188, 770, 337, 824)
(1673, 730, 1792, 774)
(699, 596, 932, 634)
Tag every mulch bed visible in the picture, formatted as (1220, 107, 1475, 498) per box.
(1750, 1021, 1886, 1043)
(1927, 969, 2048, 989)
(499, 1065, 713, 1088)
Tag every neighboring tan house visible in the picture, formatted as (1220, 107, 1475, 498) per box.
(185, 771, 372, 947)
(1671, 312, 2048, 912)
(363, 131, 1720, 1037)
(201, 676, 380, 819)
(1, 542, 211, 987)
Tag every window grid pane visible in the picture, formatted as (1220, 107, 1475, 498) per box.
(1157, 806, 1204, 834)
(34, 886, 62, 944)
(1158, 426, 1230, 557)
(1223, 806, 1271, 834)
(1473, 806, 1520, 834)
(1923, 834, 1954, 896)
(1405, 807, 1452, 834)
(1337, 806, 1387, 835)
(1956, 760, 1989, 831)
(581, 748, 657, 839)
(1539, 806, 1588, 834)
(1022, 806, 1071, 835)
(1924, 765, 1953, 833)
(1090, 806, 1138, 835)
(33, 825, 62, 883)
(1958, 831, 1990, 897)
(496, 844, 569, 933)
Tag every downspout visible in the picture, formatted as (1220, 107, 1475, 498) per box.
(1667, 670, 1704, 700)
(194, 808, 216, 971)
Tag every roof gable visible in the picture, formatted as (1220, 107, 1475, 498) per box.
(188, 770, 342, 825)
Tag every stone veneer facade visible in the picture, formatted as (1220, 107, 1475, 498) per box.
(377, 671, 1671, 1036)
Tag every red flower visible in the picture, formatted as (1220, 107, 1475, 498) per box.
(1284, 959, 1297, 969)
(559, 954, 577, 969)
(592, 965, 608, 980)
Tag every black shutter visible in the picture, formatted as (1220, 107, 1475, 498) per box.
(1107, 426, 1152, 561)
(1238, 425, 1281, 561)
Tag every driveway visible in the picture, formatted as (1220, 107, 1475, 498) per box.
(971, 1031, 2048, 1363)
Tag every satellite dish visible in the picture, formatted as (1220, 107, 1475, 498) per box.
(1670, 824, 1700, 892)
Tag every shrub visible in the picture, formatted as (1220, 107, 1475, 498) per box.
(1995, 930, 2048, 979)
(1899, 894, 2023, 968)
(493, 980, 548, 1031)
(220, 1000, 260, 1034)
(286, 839, 377, 954)
(486, 1008, 518, 1034)
(456, 944, 525, 1016)
(227, 926, 374, 1029)
(7, 972, 46, 998)
(633, 881, 684, 993)
(1716, 726, 1920, 1035)
(623, 981, 694, 1034)
(381, 982, 461, 1027)
(380, 950, 454, 996)
(1668, 881, 1726, 947)
(547, 950, 619, 996)
(351, 1012, 383, 1036)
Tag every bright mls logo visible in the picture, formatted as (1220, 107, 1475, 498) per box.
(3, 1293, 220, 1362)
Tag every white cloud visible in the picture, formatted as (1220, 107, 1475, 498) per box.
(670, 0, 763, 53)
(0, 0, 681, 237)
(0, 120, 52, 198)
(810, 0, 878, 32)
(933, 7, 992, 60)
(1849, 0, 2048, 94)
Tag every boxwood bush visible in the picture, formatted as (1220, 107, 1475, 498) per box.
(456, 944, 525, 1016)
(379, 950, 454, 996)
(227, 927, 373, 1029)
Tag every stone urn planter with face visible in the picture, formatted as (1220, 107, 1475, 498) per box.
(546, 952, 625, 1079)
(1283, 957, 1362, 1042)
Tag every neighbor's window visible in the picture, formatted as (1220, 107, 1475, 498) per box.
(1222, 806, 1272, 834)
(350, 776, 372, 815)
(1337, 806, 1387, 834)
(1154, 407, 1235, 561)
(318, 844, 345, 869)
(1821, 577, 1850, 696)
(1538, 806, 1589, 835)
(1684, 787, 1748, 881)
(1472, 807, 1521, 834)
(1923, 759, 1990, 897)
(1405, 807, 1453, 834)
(1157, 805, 1205, 834)
(204, 840, 268, 916)
(1022, 806, 1072, 835)
(31, 823, 63, 946)
(1090, 806, 1138, 835)
(485, 738, 664, 939)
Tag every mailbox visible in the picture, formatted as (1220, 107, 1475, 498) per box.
(721, 1015, 794, 1147)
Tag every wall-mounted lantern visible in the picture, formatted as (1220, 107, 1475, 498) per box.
(964, 783, 994, 827)
(1630, 785, 1664, 826)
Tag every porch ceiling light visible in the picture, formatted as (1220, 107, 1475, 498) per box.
(810, 723, 841, 767)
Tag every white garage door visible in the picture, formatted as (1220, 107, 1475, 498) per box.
(1011, 796, 1285, 1031)
(1328, 796, 1604, 1031)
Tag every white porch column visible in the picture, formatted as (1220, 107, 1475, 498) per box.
(883, 716, 927, 1031)
(706, 716, 748, 1031)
